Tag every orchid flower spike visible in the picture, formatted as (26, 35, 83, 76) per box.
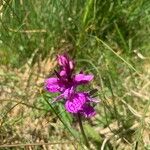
(45, 54, 97, 118)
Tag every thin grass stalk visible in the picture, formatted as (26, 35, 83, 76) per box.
(76, 0, 94, 49)
(77, 113, 90, 148)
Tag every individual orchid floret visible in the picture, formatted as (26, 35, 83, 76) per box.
(65, 92, 97, 118)
(57, 54, 74, 69)
(65, 93, 86, 113)
(57, 54, 74, 78)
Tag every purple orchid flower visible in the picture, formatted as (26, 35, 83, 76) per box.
(65, 92, 96, 117)
(45, 54, 97, 118)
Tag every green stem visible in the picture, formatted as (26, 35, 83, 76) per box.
(77, 113, 90, 148)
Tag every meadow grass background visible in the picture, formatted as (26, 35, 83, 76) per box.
(0, 0, 150, 149)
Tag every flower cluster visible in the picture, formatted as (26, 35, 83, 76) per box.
(45, 54, 97, 118)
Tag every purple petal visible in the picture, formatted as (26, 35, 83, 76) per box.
(65, 93, 86, 113)
(59, 70, 67, 77)
(65, 100, 79, 113)
(81, 105, 96, 118)
(45, 77, 60, 92)
(74, 74, 94, 84)
(69, 60, 74, 70)
(62, 87, 75, 99)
